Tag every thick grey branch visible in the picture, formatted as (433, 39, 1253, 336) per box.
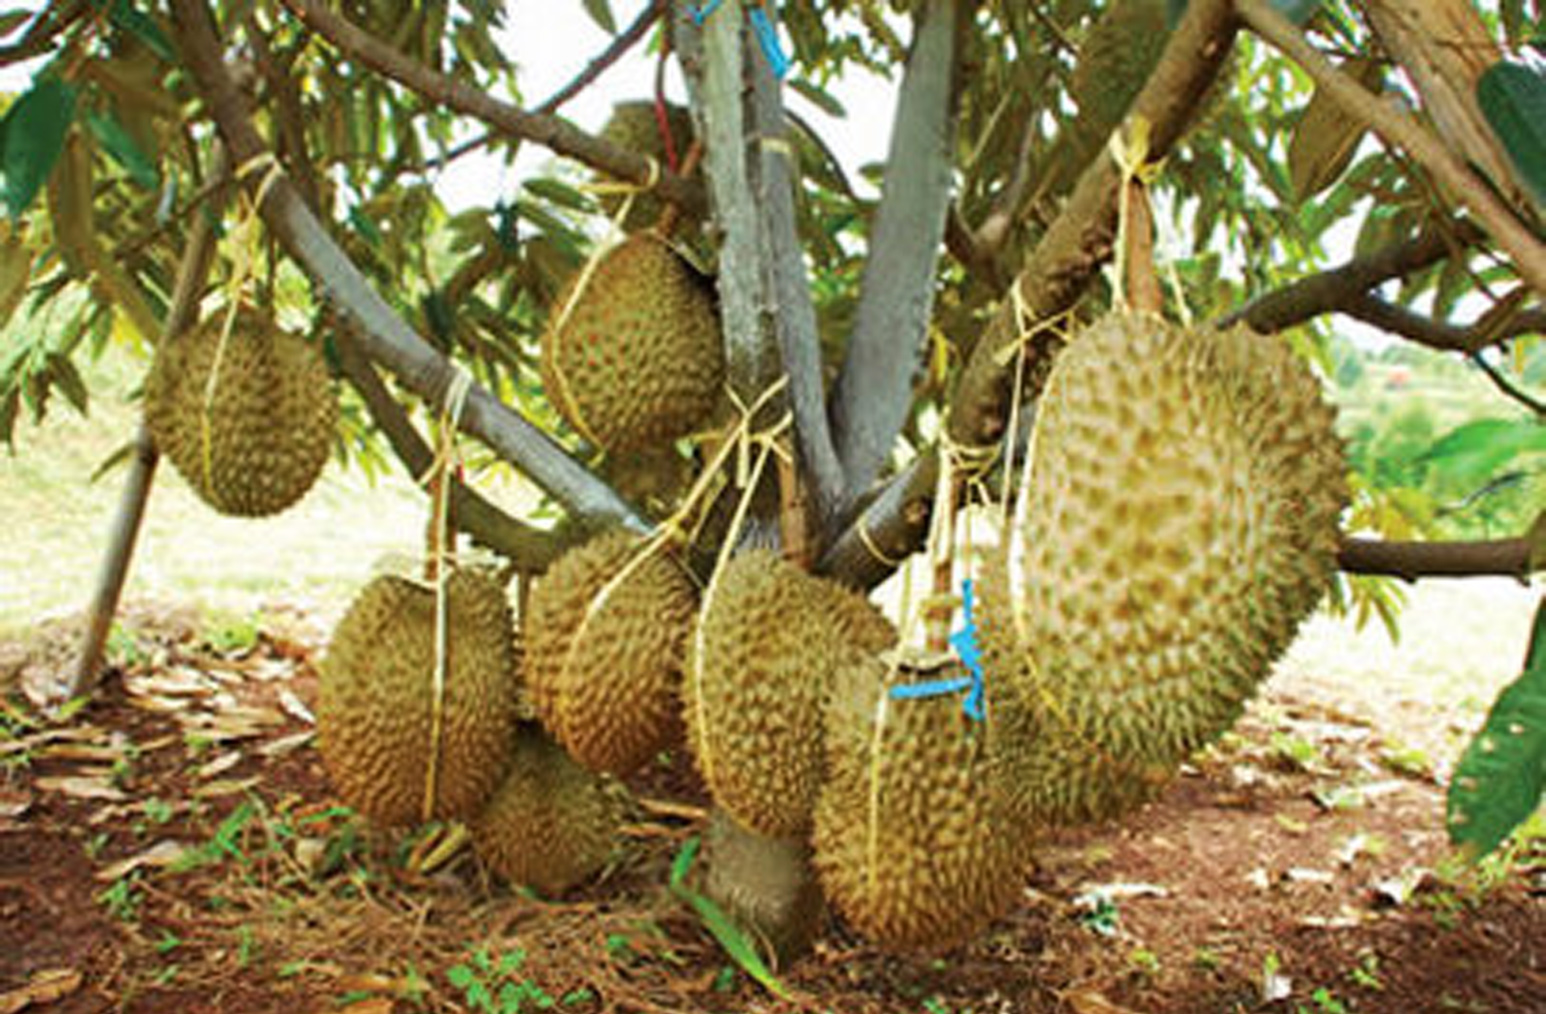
(752, 45, 845, 525)
(830, 0, 961, 504)
(172, 0, 646, 534)
(828, 0, 1240, 587)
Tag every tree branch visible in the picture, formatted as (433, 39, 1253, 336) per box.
(536, 0, 663, 114)
(1337, 291, 1546, 356)
(1236, 0, 1546, 299)
(1339, 535, 1538, 581)
(1225, 222, 1484, 334)
(331, 335, 566, 569)
(276, 0, 706, 219)
(172, 0, 647, 535)
(824, 0, 1240, 587)
(0, 0, 84, 65)
(752, 49, 846, 527)
(1469, 351, 1546, 416)
(830, 0, 963, 506)
(947, 0, 1239, 453)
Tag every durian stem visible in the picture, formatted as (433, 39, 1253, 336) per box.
(701, 808, 824, 968)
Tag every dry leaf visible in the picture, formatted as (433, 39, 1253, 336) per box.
(278, 687, 315, 725)
(96, 839, 195, 882)
(1064, 989, 1142, 1014)
(194, 776, 262, 798)
(198, 751, 243, 779)
(0, 968, 83, 1014)
(35, 774, 127, 802)
(260, 731, 315, 758)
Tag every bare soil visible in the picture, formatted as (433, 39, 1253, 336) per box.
(2, 600, 1543, 1014)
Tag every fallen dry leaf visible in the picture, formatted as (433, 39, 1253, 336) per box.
(0, 967, 84, 1014)
(194, 776, 262, 798)
(1063, 988, 1142, 1014)
(278, 687, 315, 725)
(96, 839, 196, 882)
(35, 774, 127, 802)
(259, 731, 314, 757)
(198, 751, 243, 779)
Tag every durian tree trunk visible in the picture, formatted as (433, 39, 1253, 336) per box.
(672, 1, 828, 960)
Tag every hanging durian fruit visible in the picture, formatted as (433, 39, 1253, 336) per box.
(144, 307, 336, 517)
(685, 552, 897, 838)
(524, 531, 697, 776)
(471, 725, 622, 896)
(540, 234, 723, 452)
(812, 658, 1026, 950)
(596, 100, 698, 233)
(986, 312, 1348, 825)
(317, 567, 520, 826)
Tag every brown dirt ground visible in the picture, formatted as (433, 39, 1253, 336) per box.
(2, 608, 1543, 1014)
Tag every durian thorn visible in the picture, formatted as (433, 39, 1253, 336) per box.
(561, 531, 672, 701)
(421, 366, 474, 823)
(689, 440, 777, 790)
(198, 302, 246, 501)
(863, 661, 898, 906)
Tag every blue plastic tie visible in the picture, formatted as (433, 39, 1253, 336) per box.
(749, 6, 791, 79)
(888, 579, 987, 720)
(690, 0, 725, 24)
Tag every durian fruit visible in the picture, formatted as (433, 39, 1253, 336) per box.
(597, 100, 697, 233)
(812, 657, 1026, 950)
(540, 233, 723, 452)
(317, 567, 520, 826)
(471, 725, 622, 896)
(144, 307, 336, 517)
(685, 552, 869, 838)
(524, 532, 697, 776)
(987, 312, 1348, 825)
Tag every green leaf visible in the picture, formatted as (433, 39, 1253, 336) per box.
(1447, 598, 1546, 857)
(787, 78, 846, 118)
(0, 9, 34, 37)
(1477, 61, 1546, 207)
(1272, 0, 1321, 25)
(95, 0, 175, 62)
(522, 177, 593, 213)
(1, 76, 78, 219)
(84, 107, 158, 189)
(669, 835, 699, 890)
(666, 836, 789, 999)
(1421, 417, 1546, 483)
(580, 0, 616, 34)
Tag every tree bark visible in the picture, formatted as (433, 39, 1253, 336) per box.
(830, 0, 962, 507)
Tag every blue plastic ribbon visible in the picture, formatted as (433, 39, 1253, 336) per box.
(749, 6, 791, 79)
(690, 0, 725, 23)
(889, 579, 987, 720)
